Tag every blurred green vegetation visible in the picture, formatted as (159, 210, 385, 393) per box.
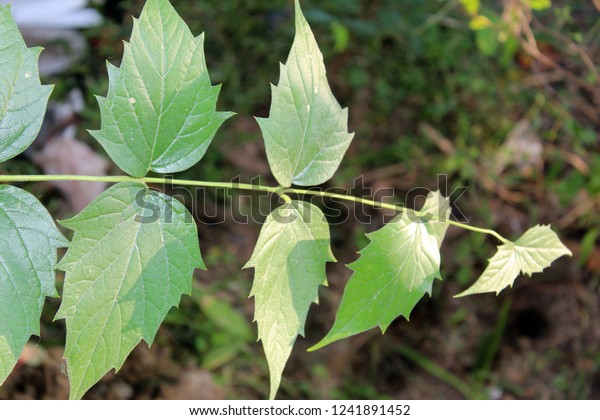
(3, 0, 598, 399)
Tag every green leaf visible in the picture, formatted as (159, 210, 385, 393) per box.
(0, 4, 53, 162)
(456, 225, 571, 297)
(419, 190, 452, 247)
(256, 0, 354, 187)
(310, 191, 450, 351)
(199, 294, 254, 343)
(460, 0, 480, 15)
(469, 15, 492, 31)
(90, 0, 233, 177)
(330, 21, 350, 53)
(55, 182, 203, 399)
(0, 185, 68, 385)
(244, 201, 334, 399)
(475, 26, 500, 56)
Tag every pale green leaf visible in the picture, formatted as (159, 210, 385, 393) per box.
(55, 182, 203, 399)
(419, 190, 451, 247)
(0, 185, 68, 385)
(0, 4, 52, 162)
(256, 0, 354, 187)
(310, 191, 450, 351)
(460, 0, 480, 15)
(199, 294, 254, 343)
(527, 0, 552, 11)
(244, 201, 334, 399)
(455, 244, 520, 297)
(469, 15, 492, 31)
(456, 225, 571, 297)
(90, 0, 233, 177)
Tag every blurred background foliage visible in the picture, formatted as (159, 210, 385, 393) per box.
(1, 0, 599, 399)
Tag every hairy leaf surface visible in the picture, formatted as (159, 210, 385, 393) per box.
(244, 201, 334, 398)
(455, 225, 571, 297)
(0, 5, 52, 162)
(90, 0, 233, 177)
(0, 185, 68, 385)
(256, 0, 354, 187)
(56, 182, 203, 399)
(310, 191, 450, 350)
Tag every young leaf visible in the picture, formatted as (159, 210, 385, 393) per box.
(244, 200, 334, 399)
(419, 190, 452, 246)
(310, 191, 450, 351)
(256, 0, 354, 187)
(0, 4, 52, 162)
(0, 185, 68, 385)
(455, 225, 571, 297)
(55, 182, 203, 399)
(90, 0, 233, 177)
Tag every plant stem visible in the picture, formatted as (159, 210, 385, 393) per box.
(283, 186, 508, 243)
(0, 174, 508, 243)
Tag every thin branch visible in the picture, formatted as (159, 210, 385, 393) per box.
(0, 173, 510, 243)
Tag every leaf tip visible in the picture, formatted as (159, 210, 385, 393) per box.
(308, 329, 341, 351)
(453, 290, 469, 298)
(306, 343, 321, 352)
(219, 111, 236, 122)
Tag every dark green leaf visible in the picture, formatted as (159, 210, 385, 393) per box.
(90, 0, 233, 177)
(0, 5, 52, 162)
(0, 185, 68, 385)
(310, 191, 450, 350)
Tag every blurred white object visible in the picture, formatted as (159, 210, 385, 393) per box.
(494, 119, 543, 177)
(0, 0, 103, 75)
(1, 0, 102, 28)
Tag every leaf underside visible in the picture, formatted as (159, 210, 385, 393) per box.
(55, 182, 203, 399)
(244, 200, 335, 399)
(0, 4, 52, 162)
(256, 0, 354, 187)
(0, 185, 68, 385)
(455, 225, 572, 297)
(90, 0, 233, 177)
(310, 191, 451, 351)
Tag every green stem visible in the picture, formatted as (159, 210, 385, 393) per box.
(0, 174, 508, 243)
(394, 344, 480, 399)
(283, 187, 508, 243)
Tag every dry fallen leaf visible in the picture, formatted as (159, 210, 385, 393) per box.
(494, 119, 543, 177)
(33, 126, 109, 213)
(159, 369, 225, 400)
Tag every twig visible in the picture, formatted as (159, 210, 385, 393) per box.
(419, 123, 524, 204)
(532, 17, 600, 84)
(413, 0, 460, 36)
(514, 8, 600, 101)
(557, 195, 598, 229)
(419, 123, 456, 156)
